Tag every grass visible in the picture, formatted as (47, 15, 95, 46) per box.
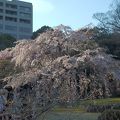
(79, 98, 120, 106)
(51, 107, 86, 112)
(38, 112, 100, 120)
(38, 98, 120, 120)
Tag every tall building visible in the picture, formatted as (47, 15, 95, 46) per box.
(0, 0, 33, 39)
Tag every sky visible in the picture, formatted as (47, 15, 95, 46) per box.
(21, 0, 113, 31)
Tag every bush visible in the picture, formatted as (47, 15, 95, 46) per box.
(95, 32, 120, 58)
(98, 110, 120, 120)
(112, 104, 120, 110)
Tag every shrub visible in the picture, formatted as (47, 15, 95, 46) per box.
(112, 105, 120, 110)
(95, 33, 120, 58)
(98, 110, 120, 120)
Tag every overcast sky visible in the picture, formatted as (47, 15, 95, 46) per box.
(21, 0, 113, 31)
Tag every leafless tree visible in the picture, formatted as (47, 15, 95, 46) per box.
(93, 0, 120, 33)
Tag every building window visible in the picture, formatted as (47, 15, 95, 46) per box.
(19, 12, 31, 18)
(5, 16, 17, 22)
(5, 25, 17, 31)
(19, 19, 31, 24)
(5, 33, 17, 38)
(19, 27, 31, 33)
(0, 24, 3, 30)
(19, 34, 31, 39)
(0, 2, 3, 7)
(6, 10, 17, 15)
(0, 16, 3, 20)
(19, 6, 31, 12)
(0, 9, 3, 13)
(6, 4, 17, 9)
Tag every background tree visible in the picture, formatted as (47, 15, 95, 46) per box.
(0, 34, 16, 51)
(93, 0, 120, 33)
(93, 0, 120, 58)
(31, 25, 53, 39)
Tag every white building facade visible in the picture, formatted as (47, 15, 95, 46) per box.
(0, 0, 33, 39)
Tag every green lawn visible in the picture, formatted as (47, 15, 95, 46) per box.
(52, 106, 86, 112)
(38, 98, 120, 120)
(38, 104, 99, 120)
(38, 112, 100, 120)
(79, 98, 120, 106)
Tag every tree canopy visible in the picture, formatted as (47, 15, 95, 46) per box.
(93, 0, 120, 33)
(31, 25, 53, 39)
(93, 0, 120, 58)
(0, 34, 16, 50)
